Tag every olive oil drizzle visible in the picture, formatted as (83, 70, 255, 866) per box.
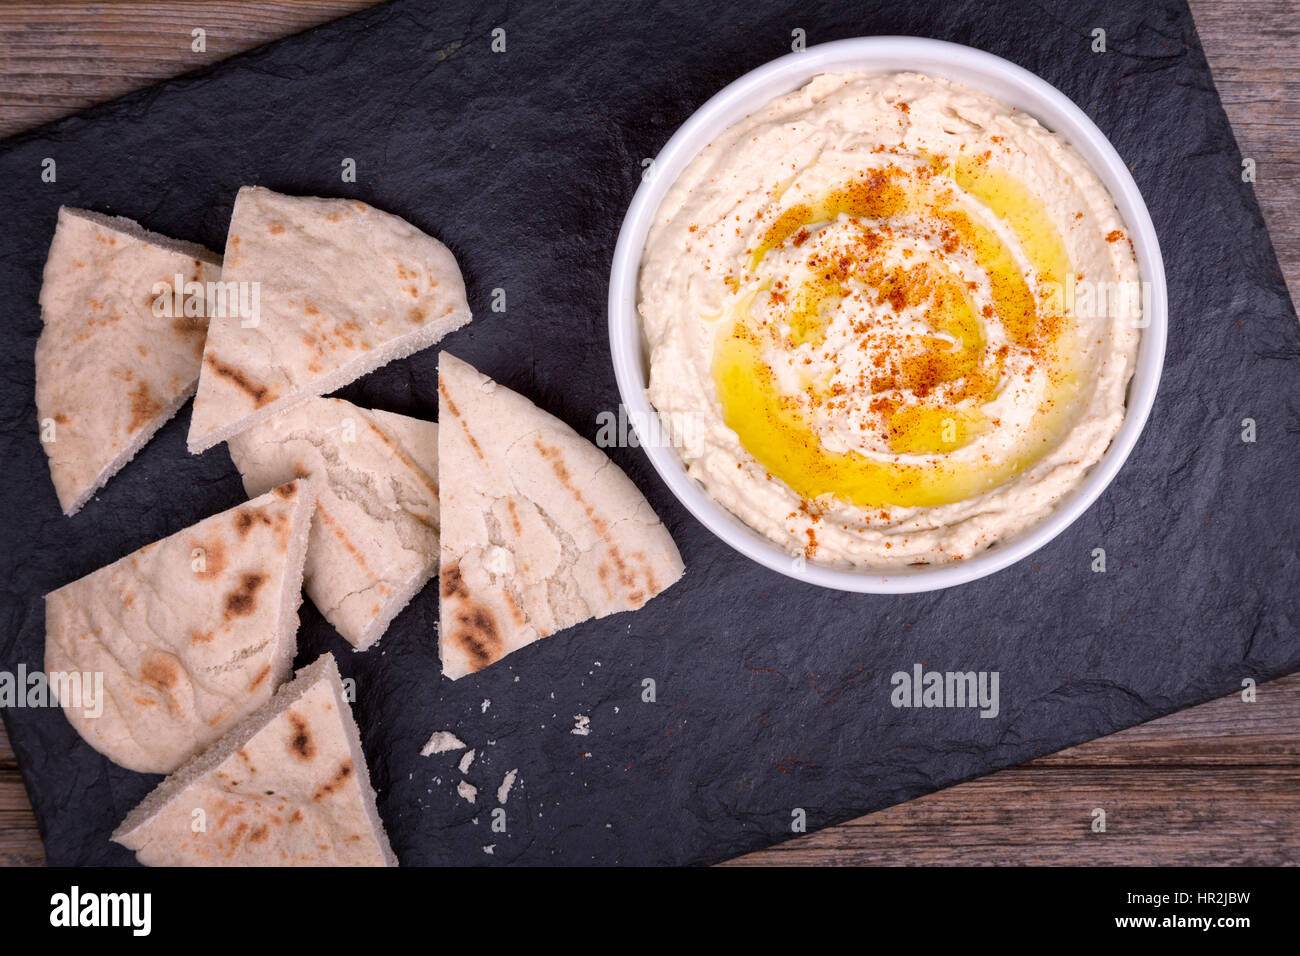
(712, 155, 1079, 510)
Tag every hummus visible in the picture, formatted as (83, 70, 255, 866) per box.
(638, 72, 1141, 567)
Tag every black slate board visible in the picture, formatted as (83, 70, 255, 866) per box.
(1, 0, 1297, 867)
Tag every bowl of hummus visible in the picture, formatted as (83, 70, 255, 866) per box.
(609, 37, 1166, 592)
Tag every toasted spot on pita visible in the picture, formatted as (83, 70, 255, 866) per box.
(451, 601, 502, 673)
(234, 507, 273, 538)
(315, 506, 373, 574)
(441, 563, 467, 599)
(140, 655, 179, 690)
(287, 711, 315, 760)
(224, 572, 267, 618)
(190, 538, 226, 580)
(127, 382, 163, 431)
(312, 760, 354, 801)
(505, 498, 523, 536)
(503, 590, 526, 627)
(438, 382, 485, 461)
(170, 316, 205, 339)
(204, 355, 274, 407)
(534, 436, 612, 536)
(225, 822, 250, 852)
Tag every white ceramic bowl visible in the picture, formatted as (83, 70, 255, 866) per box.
(608, 37, 1167, 593)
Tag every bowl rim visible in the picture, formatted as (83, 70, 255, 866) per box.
(607, 36, 1168, 594)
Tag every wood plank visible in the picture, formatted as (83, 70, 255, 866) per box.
(726, 674, 1300, 864)
(0, 725, 46, 866)
(1190, 0, 1300, 304)
(722, 767, 1300, 865)
(0, 1, 382, 137)
(1033, 672, 1300, 767)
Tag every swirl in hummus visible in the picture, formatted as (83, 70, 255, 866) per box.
(638, 72, 1142, 567)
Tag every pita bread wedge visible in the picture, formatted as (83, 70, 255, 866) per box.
(437, 352, 684, 679)
(188, 187, 471, 452)
(44, 479, 315, 774)
(35, 207, 221, 514)
(113, 652, 396, 867)
(228, 397, 439, 651)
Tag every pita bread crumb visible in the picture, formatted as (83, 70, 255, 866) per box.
(421, 730, 466, 756)
(497, 769, 518, 804)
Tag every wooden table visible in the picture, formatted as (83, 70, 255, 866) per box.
(1, 0, 1296, 867)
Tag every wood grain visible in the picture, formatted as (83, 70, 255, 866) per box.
(0, 723, 44, 866)
(0, 1, 383, 137)
(726, 672, 1300, 865)
(0, 0, 1296, 867)
(1189, 0, 1300, 305)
